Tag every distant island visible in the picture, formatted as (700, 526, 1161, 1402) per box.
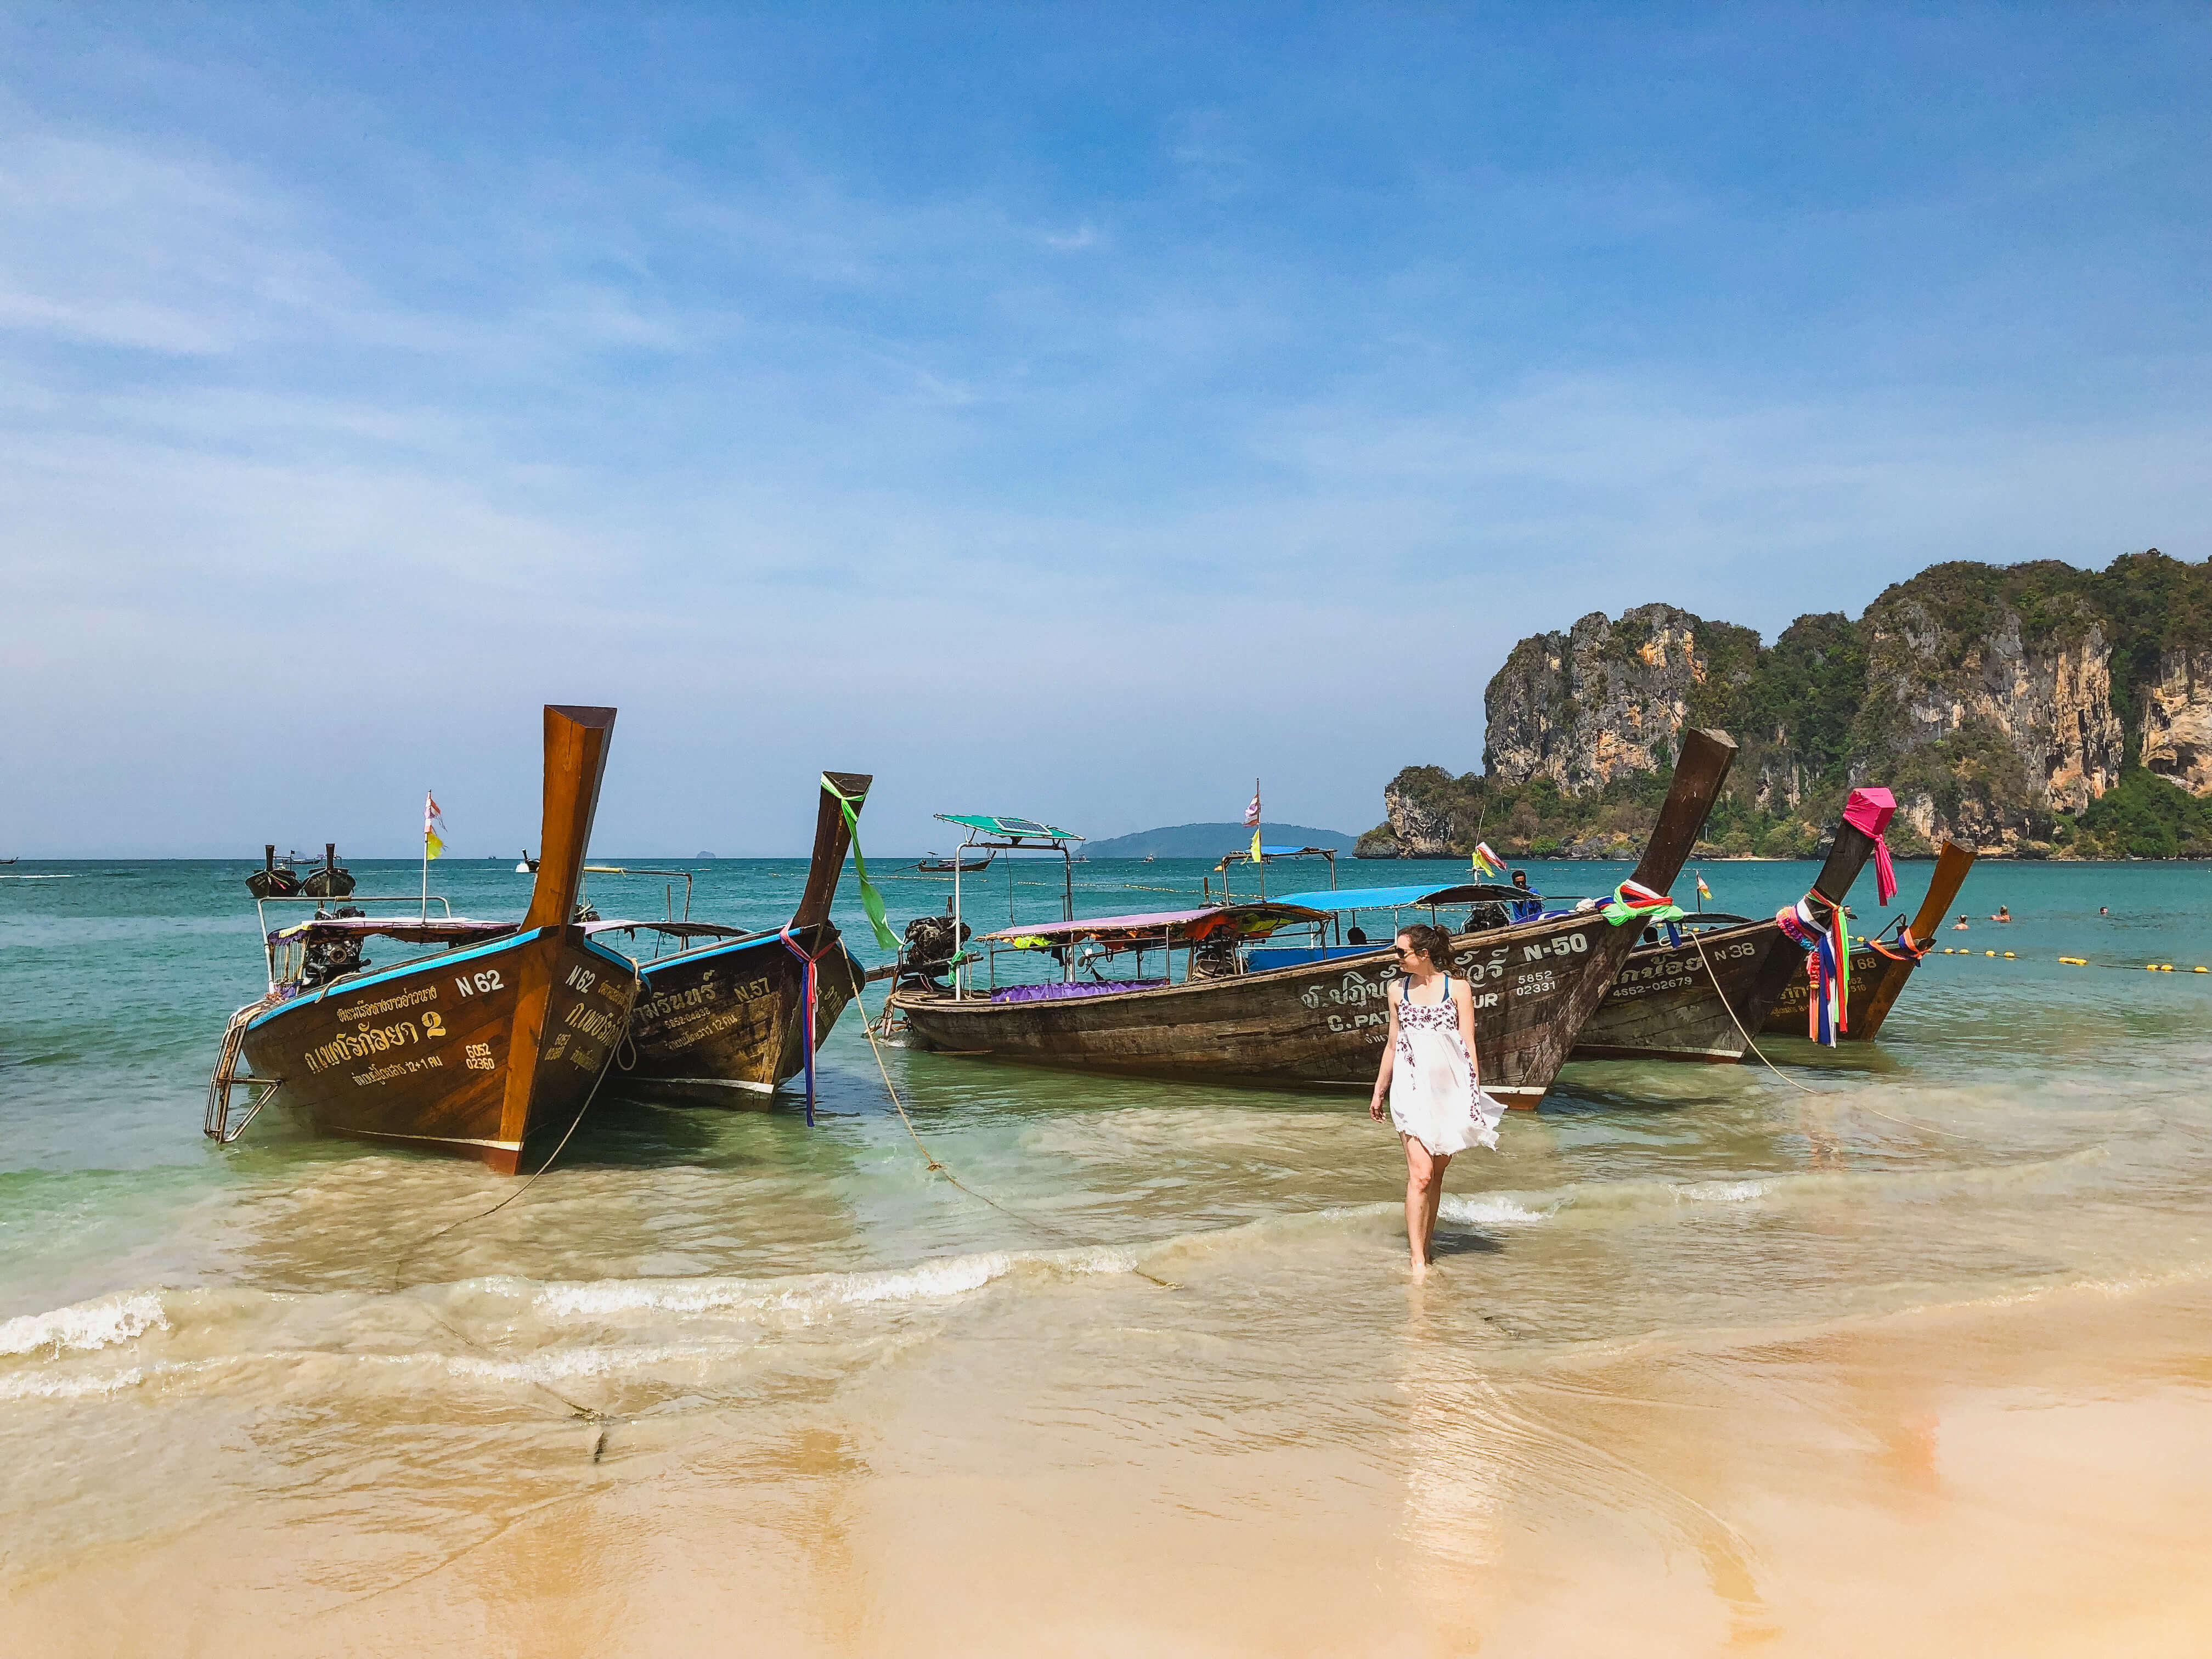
(1082, 821, 1362, 859)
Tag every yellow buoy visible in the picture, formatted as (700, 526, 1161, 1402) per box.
(2147, 963, 2159, 970)
(2161, 964, 2175, 972)
(2003, 951, 2016, 958)
(1985, 950, 1997, 957)
(2059, 957, 2087, 966)
(2196, 966, 2208, 973)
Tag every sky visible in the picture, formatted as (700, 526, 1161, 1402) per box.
(2, 3, 2208, 856)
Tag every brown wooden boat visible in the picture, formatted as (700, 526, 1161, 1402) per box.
(209, 706, 640, 1173)
(605, 771, 873, 1106)
(890, 729, 1739, 1107)
(1571, 799, 1890, 1063)
(1763, 840, 1977, 1040)
(300, 842, 356, 899)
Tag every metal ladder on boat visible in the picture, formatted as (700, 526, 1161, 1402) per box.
(205, 993, 285, 1143)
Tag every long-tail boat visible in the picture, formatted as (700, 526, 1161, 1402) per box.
(1569, 789, 1895, 1063)
(888, 730, 1738, 1107)
(246, 845, 306, 900)
(206, 705, 641, 1173)
(602, 771, 874, 1106)
(301, 842, 356, 899)
(1763, 840, 1977, 1040)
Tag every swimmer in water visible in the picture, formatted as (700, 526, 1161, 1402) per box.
(1991, 905, 2012, 922)
(2100, 906, 2110, 917)
(1952, 913, 1970, 931)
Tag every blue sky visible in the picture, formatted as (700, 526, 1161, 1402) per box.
(3, 4, 2208, 856)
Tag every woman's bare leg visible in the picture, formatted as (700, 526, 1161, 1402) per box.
(1402, 1136, 1439, 1277)
(1421, 1152, 1452, 1261)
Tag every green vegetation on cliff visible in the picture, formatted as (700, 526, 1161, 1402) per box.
(1363, 549, 2212, 861)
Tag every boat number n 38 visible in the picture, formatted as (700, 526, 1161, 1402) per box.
(453, 968, 506, 997)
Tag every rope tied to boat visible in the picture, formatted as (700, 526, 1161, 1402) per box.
(1596, 879, 1684, 927)
(836, 953, 1180, 1291)
(1690, 929, 1975, 1141)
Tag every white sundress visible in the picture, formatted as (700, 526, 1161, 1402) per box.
(1389, 974, 1505, 1156)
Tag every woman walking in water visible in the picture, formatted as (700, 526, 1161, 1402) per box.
(1368, 923, 1505, 1278)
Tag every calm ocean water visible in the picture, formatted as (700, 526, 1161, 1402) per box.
(5, 853, 2211, 1652)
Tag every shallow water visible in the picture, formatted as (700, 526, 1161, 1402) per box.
(4, 854, 2211, 1653)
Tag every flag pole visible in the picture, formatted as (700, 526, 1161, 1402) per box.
(421, 788, 431, 920)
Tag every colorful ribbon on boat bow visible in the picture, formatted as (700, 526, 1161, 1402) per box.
(1776, 893, 1849, 1044)
(1599, 879, 1685, 927)
(819, 774, 900, 952)
(777, 922, 838, 1127)
(1842, 786, 1900, 906)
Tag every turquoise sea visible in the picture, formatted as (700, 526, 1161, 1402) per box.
(4, 853, 2211, 1652)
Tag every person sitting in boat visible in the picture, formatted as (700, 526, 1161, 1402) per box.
(1346, 925, 1370, 945)
(1367, 922, 1504, 1282)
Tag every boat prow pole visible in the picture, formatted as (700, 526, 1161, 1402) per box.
(1627, 728, 1740, 898)
(793, 770, 874, 930)
(503, 706, 620, 1154)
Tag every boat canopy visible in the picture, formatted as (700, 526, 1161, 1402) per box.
(267, 917, 518, 946)
(934, 813, 1083, 842)
(1270, 882, 1529, 912)
(985, 902, 1328, 947)
(583, 919, 758, 942)
(1212, 844, 1335, 868)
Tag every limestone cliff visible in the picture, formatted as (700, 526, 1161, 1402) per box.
(1484, 604, 1758, 792)
(1366, 550, 2212, 860)
(2141, 647, 2212, 795)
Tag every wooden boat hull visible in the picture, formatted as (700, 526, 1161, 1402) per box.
(898, 911, 1655, 1106)
(1760, 840, 1977, 1043)
(246, 870, 302, 900)
(239, 926, 640, 1172)
(620, 923, 865, 1104)
(1571, 920, 1782, 1062)
(892, 726, 1739, 1109)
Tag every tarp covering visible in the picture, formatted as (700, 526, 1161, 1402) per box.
(988, 979, 1164, 1002)
(934, 813, 1083, 841)
(984, 902, 1328, 946)
(1214, 844, 1338, 866)
(1269, 883, 1531, 912)
(268, 917, 519, 946)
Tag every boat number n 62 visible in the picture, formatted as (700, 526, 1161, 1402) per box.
(1523, 932, 1587, 961)
(566, 966, 596, 992)
(453, 968, 505, 997)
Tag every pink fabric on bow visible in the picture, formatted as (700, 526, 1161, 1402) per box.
(1843, 787, 1898, 906)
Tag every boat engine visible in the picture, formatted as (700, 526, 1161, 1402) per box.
(898, 909, 972, 990)
(302, 907, 370, 987)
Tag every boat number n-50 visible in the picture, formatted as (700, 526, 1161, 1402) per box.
(453, 968, 505, 997)
(1522, 932, 1588, 961)
(566, 966, 596, 992)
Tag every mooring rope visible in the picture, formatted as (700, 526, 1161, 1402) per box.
(837, 955, 1179, 1290)
(1691, 930, 1974, 1141)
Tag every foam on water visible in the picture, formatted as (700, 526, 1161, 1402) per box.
(0, 1291, 169, 1358)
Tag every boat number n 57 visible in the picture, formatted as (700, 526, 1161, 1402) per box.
(453, 968, 506, 997)
(1523, 932, 1587, 961)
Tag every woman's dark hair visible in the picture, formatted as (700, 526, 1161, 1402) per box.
(1395, 922, 1455, 972)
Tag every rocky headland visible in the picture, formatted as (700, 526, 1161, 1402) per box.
(1359, 549, 2212, 861)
